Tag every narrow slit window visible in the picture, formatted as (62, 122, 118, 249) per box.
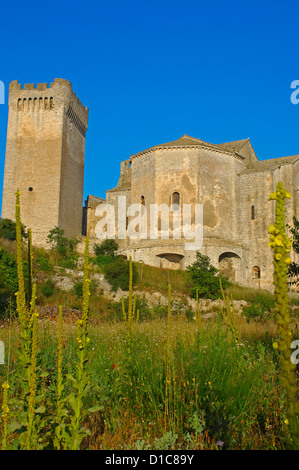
(251, 205, 255, 220)
(171, 192, 180, 211)
(253, 266, 260, 279)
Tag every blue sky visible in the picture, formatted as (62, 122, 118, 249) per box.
(0, 0, 298, 207)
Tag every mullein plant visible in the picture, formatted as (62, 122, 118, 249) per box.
(63, 238, 102, 450)
(164, 283, 176, 432)
(1, 383, 10, 450)
(268, 182, 299, 448)
(12, 190, 49, 449)
(121, 256, 136, 338)
(219, 279, 239, 344)
(27, 228, 33, 306)
(196, 289, 201, 331)
(53, 305, 66, 449)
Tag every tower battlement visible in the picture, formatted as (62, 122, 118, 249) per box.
(9, 78, 88, 124)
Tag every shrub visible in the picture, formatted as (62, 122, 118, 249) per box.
(187, 252, 229, 300)
(0, 247, 19, 314)
(36, 255, 53, 272)
(58, 254, 79, 270)
(92, 254, 114, 267)
(103, 256, 137, 292)
(242, 304, 268, 322)
(46, 226, 79, 266)
(73, 279, 98, 298)
(73, 280, 83, 297)
(40, 279, 55, 298)
(0, 218, 27, 241)
(93, 239, 118, 258)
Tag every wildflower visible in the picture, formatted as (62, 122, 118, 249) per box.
(216, 440, 224, 447)
(112, 364, 116, 369)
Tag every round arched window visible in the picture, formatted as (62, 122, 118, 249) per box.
(171, 192, 180, 211)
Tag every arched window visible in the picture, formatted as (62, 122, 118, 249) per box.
(140, 195, 145, 206)
(251, 205, 255, 220)
(171, 192, 180, 211)
(253, 266, 260, 279)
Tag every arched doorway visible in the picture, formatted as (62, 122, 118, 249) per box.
(218, 252, 241, 282)
(157, 253, 184, 270)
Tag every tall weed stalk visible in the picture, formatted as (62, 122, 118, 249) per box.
(268, 182, 299, 448)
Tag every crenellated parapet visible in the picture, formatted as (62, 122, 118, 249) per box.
(9, 78, 88, 133)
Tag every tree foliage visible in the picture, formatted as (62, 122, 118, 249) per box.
(287, 216, 299, 285)
(187, 251, 229, 300)
(93, 239, 118, 258)
(46, 227, 79, 268)
(103, 256, 137, 292)
(0, 218, 27, 241)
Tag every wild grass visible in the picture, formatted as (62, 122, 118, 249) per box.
(1, 185, 299, 450)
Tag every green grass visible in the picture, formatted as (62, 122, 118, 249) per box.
(0, 315, 292, 450)
(133, 262, 191, 297)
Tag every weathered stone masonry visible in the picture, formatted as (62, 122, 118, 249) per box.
(2, 78, 88, 245)
(2, 78, 299, 290)
(85, 135, 299, 291)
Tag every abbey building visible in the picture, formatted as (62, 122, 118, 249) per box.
(2, 79, 299, 290)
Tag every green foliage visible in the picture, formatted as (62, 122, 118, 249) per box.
(103, 256, 137, 292)
(111, 295, 151, 321)
(287, 216, 299, 285)
(187, 252, 229, 300)
(40, 279, 55, 298)
(268, 183, 299, 449)
(73, 280, 83, 297)
(73, 279, 98, 298)
(92, 254, 114, 267)
(241, 292, 275, 322)
(0, 218, 27, 241)
(93, 239, 118, 258)
(46, 227, 79, 268)
(0, 247, 19, 313)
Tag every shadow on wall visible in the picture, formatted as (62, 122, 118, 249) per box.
(218, 252, 241, 282)
(157, 253, 184, 270)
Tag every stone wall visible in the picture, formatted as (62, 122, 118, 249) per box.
(1, 79, 88, 245)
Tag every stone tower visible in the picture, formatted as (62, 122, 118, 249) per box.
(1, 78, 88, 245)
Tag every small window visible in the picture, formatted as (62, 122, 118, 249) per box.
(171, 192, 180, 211)
(251, 205, 255, 220)
(253, 266, 260, 279)
(28, 187, 33, 192)
(141, 195, 145, 206)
